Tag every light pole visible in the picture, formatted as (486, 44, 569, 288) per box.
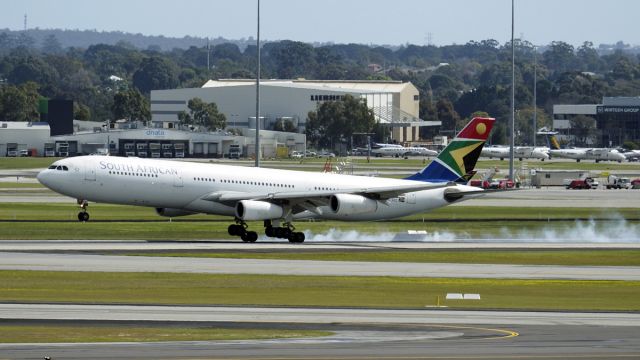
(254, 0, 261, 167)
(533, 45, 537, 147)
(509, 0, 515, 180)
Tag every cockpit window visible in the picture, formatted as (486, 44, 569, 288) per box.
(48, 165, 56, 169)
(62, 166, 69, 171)
(56, 166, 62, 170)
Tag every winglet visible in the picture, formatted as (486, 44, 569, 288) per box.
(405, 117, 495, 183)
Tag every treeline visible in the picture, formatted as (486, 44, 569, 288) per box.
(2, 30, 640, 145)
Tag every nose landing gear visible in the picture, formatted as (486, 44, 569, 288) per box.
(77, 199, 90, 222)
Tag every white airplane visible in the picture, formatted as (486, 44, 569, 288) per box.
(481, 145, 549, 161)
(371, 145, 438, 158)
(541, 132, 626, 163)
(622, 149, 640, 162)
(37, 117, 495, 243)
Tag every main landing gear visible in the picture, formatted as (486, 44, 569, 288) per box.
(228, 219, 258, 243)
(227, 219, 305, 243)
(77, 199, 90, 222)
(264, 220, 305, 243)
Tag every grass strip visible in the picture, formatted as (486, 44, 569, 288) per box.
(1, 203, 638, 240)
(128, 249, 640, 267)
(1, 270, 639, 311)
(1, 218, 635, 240)
(0, 324, 329, 343)
(2, 203, 638, 221)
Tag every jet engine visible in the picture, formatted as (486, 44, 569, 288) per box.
(235, 200, 284, 221)
(330, 194, 378, 216)
(155, 208, 195, 217)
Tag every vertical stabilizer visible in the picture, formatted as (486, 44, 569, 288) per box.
(405, 117, 495, 183)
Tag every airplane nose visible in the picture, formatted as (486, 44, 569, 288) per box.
(36, 169, 49, 186)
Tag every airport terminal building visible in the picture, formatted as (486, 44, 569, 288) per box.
(151, 79, 440, 144)
(553, 97, 640, 147)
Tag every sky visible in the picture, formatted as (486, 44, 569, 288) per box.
(1, 0, 638, 47)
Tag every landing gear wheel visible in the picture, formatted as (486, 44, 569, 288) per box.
(265, 226, 275, 238)
(246, 231, 258, 243)
(228, 224, 244, 236)
(77, 212, 89, 222)
(288, 232, 305, 243)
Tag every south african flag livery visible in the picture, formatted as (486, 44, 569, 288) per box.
(405, 117, 495, 183)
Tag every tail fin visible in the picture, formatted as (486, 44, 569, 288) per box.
(405, 117, 495, 183)
(547, 134, 561, 150)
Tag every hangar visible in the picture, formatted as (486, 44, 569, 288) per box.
(0, 120, 305, 158)
(151, 79, 440, 143)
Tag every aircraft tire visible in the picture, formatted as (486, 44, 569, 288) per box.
(288, 232, 305, 243)
(78, 212, 89, 222)
(228, 224, 241, 236)
(246, 231, 258, 242)
(265, 226, 275, 237)
(240, 232, 249, 242)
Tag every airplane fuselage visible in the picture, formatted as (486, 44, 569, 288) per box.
(38, 156, 477, 222)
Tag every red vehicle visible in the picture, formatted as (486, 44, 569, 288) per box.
(631, 178, 640, 189)
(567, 177, 596, 189)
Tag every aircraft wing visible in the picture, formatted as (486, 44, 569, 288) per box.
(201, 182, 453, 204)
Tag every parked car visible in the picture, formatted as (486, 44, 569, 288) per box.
(317, 150, 336, 158)
(631, 178, 640, 189)
(304, 150, 317, 157)
(290, 151, 303, 159)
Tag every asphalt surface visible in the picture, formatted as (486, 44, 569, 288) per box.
(2, 239, 639, 251)
(1, 304, 639, 359)
(1, 251, 639, 280)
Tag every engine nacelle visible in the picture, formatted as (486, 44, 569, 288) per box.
(330, 193, 378, 216)
(155, 208, 195, 217)
(235, 200, 284, 221)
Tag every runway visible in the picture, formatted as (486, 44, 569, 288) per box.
(1, 250, 639, 280)
(2, 303, 639, 326)
(1, 304, 639, 359)
(2, 239, 640, 251)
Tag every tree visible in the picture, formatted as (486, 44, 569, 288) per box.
(178, 98, 226, 131)
(41, 34, 63, 54)
(0, 83, 40, 122)
(570, 114, 596, 146)
(111, 89, 150, 122)
(273, 118, 297, 132)
(436, 99, 460, 133)
(543, 41, 576, 75)
(132, 56, 178, 94)
(305, 94, 375, 149)
(576, 41, 602, 72)
(74, 102, 91, 120)
(514, 107, 551, 145)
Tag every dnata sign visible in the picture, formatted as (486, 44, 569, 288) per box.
(145, 130, 166, 137)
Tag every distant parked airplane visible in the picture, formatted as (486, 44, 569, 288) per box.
(481, 145, 549, 161)
(371, 145, 438, 158)
(38, 117, 495, 243)
(540, 131, 626, 163)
